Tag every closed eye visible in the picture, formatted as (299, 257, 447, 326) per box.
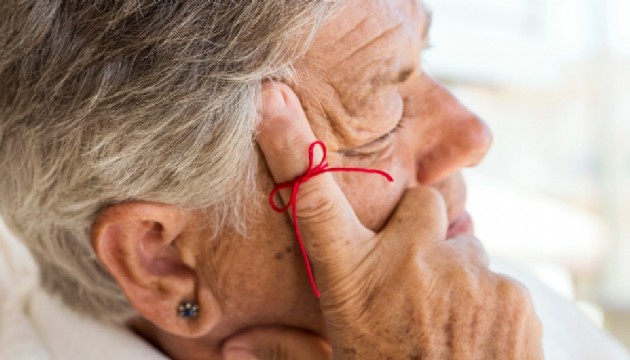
(368, 119, 404, 146)
(340, 116, 405, 158)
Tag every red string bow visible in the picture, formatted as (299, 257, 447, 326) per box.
(269, 141, 394, 298)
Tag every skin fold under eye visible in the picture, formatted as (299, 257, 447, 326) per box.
(340, 116, 405, 159)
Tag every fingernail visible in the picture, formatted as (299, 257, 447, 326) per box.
(262, 86, 286, 119)
(224, 348, 258, 360)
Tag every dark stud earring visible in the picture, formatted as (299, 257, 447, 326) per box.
(177, 301, 199, 319)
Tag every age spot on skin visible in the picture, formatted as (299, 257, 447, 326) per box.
(343, 348, 357, 359)
(274, 251, 285, 260)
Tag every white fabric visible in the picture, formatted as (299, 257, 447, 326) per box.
(0, 221, 167, 360)
(1, 221, 629, 359)
(490, 258, 630, 360)
(0, 219, 49, 360)
(2, 288, 169, 360)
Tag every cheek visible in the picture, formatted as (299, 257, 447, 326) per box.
(196, 204, 327, 333)
(333, 154, 410, 231)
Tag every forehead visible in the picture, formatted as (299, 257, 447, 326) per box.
(315, 0, 428, 73)
(295, 0, 431, 147)
(322, 0, 428, 52)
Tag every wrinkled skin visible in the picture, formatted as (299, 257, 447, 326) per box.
(233, 82, 542, 359)
(114, 0, 544, 359)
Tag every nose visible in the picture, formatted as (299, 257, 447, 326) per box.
(414, 80, 493, 184)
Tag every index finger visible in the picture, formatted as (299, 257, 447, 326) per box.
(257, 82, 376, 269)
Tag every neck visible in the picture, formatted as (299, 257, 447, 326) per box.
(127, 317, 222, 360)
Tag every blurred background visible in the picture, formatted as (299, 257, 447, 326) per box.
(424, 0, 630, 349)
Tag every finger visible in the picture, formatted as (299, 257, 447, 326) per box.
(257, 82, 374, 263)
(445, 234, 490, 269)
(376, 186, 448, 261)
(222, 326, 332, 360)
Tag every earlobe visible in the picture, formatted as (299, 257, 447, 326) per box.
(91, 202, 221, 337)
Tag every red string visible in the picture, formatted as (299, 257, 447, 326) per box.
(269, 141, 394, 298)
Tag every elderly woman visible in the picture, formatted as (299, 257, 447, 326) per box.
(0, 1, 548, 359)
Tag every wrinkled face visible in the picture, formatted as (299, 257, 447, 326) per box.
(197, 0, 492, 340)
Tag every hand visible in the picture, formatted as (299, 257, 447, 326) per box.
(255, 82, 543, 360)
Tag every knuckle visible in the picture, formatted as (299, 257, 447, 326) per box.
(495, 274, 535, 309)
(493, 274, 542, 333)
(294, 180, 340, 223)
(446, 235, 490, 267)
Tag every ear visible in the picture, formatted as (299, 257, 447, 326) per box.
(91, 202, 220, 337)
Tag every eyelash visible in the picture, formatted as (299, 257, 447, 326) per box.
(341, 115, 406, 159)
(372, 117, 405, 145)
(339, 95, 409, 158)
(371, 95, 409, 146)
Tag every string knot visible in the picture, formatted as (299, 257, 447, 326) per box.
(269, 141, 394, 298)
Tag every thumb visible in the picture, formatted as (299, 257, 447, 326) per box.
(378, 186, 448, 253)
(222, 326, 332, 360)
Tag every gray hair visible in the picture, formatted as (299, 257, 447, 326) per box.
(0, 1, 333, 323)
